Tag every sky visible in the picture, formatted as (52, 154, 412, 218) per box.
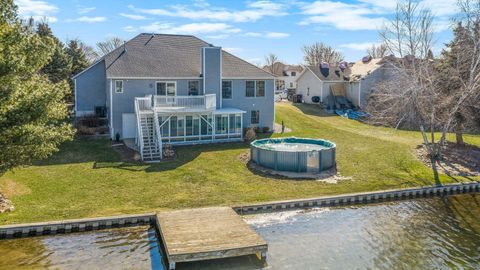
(14, 0, 458, 64)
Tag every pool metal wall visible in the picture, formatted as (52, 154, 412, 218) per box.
(250, 138, 336, 173)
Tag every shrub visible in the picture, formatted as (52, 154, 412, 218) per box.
(244, 128, 256, 141)
(262, 127, 270, 133)
(79, 116, 103, 127)
(97, 127, 109, 134)
(76, 126, 96, 135)
(115, 132, 120, 142)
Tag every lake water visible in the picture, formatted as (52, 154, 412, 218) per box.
(0, 225, 163, 269)
(0, 194, 478, 270)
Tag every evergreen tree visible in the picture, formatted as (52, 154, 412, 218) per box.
(437, 23, 480, 144)
(36, 22, 72, 85)
(0, 0, 74, 173)
(66, 39, 89, 104)
(66, 39, 89, 76)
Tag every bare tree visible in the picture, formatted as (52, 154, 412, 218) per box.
(367, 0, 480, 181)
(302, 42, 343, 65)
(95, 37, 123, 57)
(366, 0, 441, 180)
(79, 41, 98, 63)
(264, 53, 279, 74)
(366, 43, 388, 58)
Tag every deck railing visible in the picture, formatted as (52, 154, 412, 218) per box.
(136, 96, 153, 111)
(153, 94, 216, 111)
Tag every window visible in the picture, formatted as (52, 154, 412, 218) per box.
(251, 110, 259, 125)
(188, 81, 199, 96)
(215, 115, 228, 134)
(200, 114, 212, 135)
(156, 82, 176, 96)
(115, 80, 123, 93)
(246, 80, 265, 97)
(186, 116, 193, 136)
(235, 115, 242, 133)
(222, 81, 232, 99)
(291, 71, 296, 76)
(290, 82, 294, 88)
(256, 81, 265, 97)
(229, 115, 235, 133)
(246, 81, 255, 97)
(275, 80, 285, 90)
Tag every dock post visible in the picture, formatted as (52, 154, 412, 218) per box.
(169, 261, 176, 270)
(261, 251, 267, 261)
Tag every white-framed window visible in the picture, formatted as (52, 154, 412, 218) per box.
(256, 81, 265, 97)
(222, 80, 232, 99)
(251, 110, 260, 125)
(115, 80, 123, 93)
(246, 81, 255, 97)
(245, 80, 265, 98)
(291, 71, 296, 76)
(156, 81, 176, 96)
(188, 80, 199, 96)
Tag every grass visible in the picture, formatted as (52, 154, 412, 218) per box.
(0, 103, 478, 225)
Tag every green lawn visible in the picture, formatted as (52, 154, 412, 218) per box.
(1, 103, 479, 225)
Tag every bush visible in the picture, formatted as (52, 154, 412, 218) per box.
(76, 126, 96, 135)
(79, 116, 102, 127)
(244, 128, 256, 141)
(262, 127, 270, 133)
(97, 127, 109, 134)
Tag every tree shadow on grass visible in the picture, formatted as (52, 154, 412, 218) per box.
(34, 138, 272, 174)
(292, 103, 337, 118)
(142, 142, 253, 173)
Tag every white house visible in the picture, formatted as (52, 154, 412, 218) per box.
(263, 62, 303, 92)
(295, 58, 387, 108)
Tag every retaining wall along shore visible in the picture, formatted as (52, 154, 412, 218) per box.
(0, 181, 479, 239)
(233, 181, 480, 214)
(0, 213, 156, 239)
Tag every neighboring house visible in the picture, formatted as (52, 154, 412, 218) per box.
(263, 62, 303, 91)
(295, 64, 349, 104)
(295, 58, 388, 107)
(74, 33, 275, 161)
(344, 58, 387, 107)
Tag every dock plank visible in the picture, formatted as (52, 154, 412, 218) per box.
(157, 207, 267, 267)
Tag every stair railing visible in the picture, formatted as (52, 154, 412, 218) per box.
(134, 97, 145, 160)
(153, 111, 163, 160)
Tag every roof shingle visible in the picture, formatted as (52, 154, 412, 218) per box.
(102, 33, 272, 79)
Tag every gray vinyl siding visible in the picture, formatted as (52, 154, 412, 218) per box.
(75, 60, 106, 113)
(350, 65, 397, 108)
(358, 68, 383, 108)
(202, 47, 222, 108)
(221, 79, 275, 130)
(110, 79, 203, 138)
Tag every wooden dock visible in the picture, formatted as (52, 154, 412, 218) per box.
(156, 207, 267, 269)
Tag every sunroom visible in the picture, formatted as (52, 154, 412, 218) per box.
(156, 108, 245, 144)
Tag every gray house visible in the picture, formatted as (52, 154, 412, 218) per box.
(73, 33, 275, 161)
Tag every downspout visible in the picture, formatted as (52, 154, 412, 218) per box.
(320, 81, 324, 103)
(358, 80, 361, 108)
(219, 48, 222, 109)
(110, 80, 114, 139)
(74, 78, 77, 114)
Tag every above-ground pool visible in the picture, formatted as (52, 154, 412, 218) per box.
(250, 137, 336, 173)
